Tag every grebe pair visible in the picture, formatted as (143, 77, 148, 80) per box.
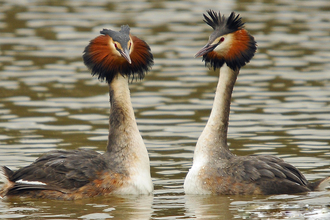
(1, 11, 329, 200)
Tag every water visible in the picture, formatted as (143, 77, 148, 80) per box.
(0, 0, 330, 219)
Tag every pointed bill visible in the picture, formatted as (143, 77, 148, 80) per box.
(195, 43, 217, 58)
(120, 48, 132, 64)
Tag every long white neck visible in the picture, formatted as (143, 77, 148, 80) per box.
(194, 64, 239, 163)
(107, 74, 140, 151)
(105, 74, 153, 194)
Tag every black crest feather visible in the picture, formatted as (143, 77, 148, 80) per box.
(204, 10, 244, 34)
(100, 25, 130, 44)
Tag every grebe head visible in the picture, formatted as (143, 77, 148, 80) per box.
(195, 10, 257, 71)
(83, 25, 153, 84)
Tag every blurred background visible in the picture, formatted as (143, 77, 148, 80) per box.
(0, 0, 329, 219)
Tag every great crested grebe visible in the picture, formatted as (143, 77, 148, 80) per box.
(0, 25, 154, 200)
(184, 10, 330, 195)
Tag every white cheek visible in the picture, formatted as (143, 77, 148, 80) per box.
(114, 50, 121, 56)
(129, 38, 133, 55)
(213, 34, 234, 55)
(109, 41, 122, 56)
(113, 48, 121, 57)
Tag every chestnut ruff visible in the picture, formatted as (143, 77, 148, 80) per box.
(83, 31, 153, 84)
(201, 11, 257, 71)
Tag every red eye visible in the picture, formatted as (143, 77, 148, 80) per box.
(114, 43, 118, 49)
(220, 37, 224, 42)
